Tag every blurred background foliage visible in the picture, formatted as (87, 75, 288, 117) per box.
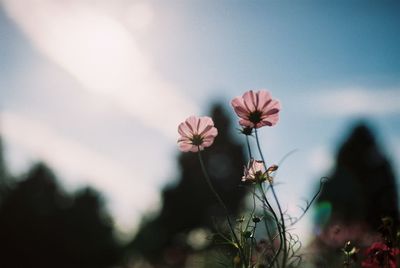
(0, 160, 122, 267)
(0, 1, 399, 267)
(127, 104, 247, 267)
(0, 103, 398, 268)
(310, 123, 399, 267)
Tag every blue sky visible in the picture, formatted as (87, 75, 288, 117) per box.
(0, 0, 399, 241)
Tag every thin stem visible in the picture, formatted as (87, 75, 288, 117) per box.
(263, 209, 278, 266)
(249, 224, 257, 267)
(245, 135, 253, 159)
(270, 185, 287, 266)
(258, 183, 283, 268)
(288, 177, 327, 227)
(347, 253, 350, 268)
(244, 185, 257, 235)
(244, 136, 256, 241)
(197, 150, 246, 265)
(254, 128, 288, 267)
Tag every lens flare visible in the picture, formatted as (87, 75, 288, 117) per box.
(313, 201, 332, 234)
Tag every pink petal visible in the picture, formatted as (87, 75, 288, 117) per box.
(256, 121, 271, 128)
(203, 131, 217, 140)
(239, 118, 254, 128)
(201, 127, 217, 147)
(252, 160, 265, 172)
(261, 112, 279, 126)
(190, 145, 200, 152)
(204, 127, 218, 138)
(186, 116, 199, 133)
(233, 106, 250, 120)
(197, 116, 214, 134)
(198, 125, 212, 137)
(242, 90, 257, 112)
(178, 141, 193, 152)
(257, 90, 273, 111)
(177, 136, 191, 145)
(231, 97, 246, 110)
(231, 97, 250, 119)
(264, 99, 281, 115)
(231, 96, 244, 109)
(178, 122, 192, 138)
(202, 138, 214, 147)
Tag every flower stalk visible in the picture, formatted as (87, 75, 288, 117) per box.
(176, 89, 325, 267)
(255, 127, 288, 267)
(197, 149, 247, 266)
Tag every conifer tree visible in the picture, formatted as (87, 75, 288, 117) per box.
(312, 123, 399, 267)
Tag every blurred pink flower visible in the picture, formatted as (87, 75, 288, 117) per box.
(362, 242, 400, 268)
(177, 116, 218, 152)
(242, 159, 266, 183)
(231, 90, 280, 128)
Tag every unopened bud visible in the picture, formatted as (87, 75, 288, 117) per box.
(267, 165, 278, 172)
(252, 216, 261, 223)
(241, 127, 253, 136)
(343, 241, 353, 253)
(243, 231, 252, 238)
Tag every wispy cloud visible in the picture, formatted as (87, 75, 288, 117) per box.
(312, 87, 400, 116)
(2, 0, 197, 139)
(2, 111, 160, 234)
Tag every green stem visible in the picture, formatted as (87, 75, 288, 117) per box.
(245, 135, 252, 159)
(254, 128, 288, 267)
(258, 183, 283, 268)
(244, 186, 256, 233)
(244, 136, 256, 233)
(197, 150, 246, 265)
(249, 223, 257, 267)
(263, 208, 278, 266)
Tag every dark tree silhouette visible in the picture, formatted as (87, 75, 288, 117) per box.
(0, 133, 8, 199)
(128, 104, 248, 267)
(311, 123, 399, 267)
(0, 162, 122, 268)
(316, 123, 399, 228)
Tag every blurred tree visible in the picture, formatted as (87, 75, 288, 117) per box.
(311, 123, 399, 267)
(0, 134, 5, 178)
(316, 123, 399, 229)
(0, 163, 121, 268)
(0, 133, 8, 198)
(128, 104, 248, 267)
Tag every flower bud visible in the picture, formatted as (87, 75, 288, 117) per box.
(241, 127, 253, 136)
(267, 165, 278, 172)
(243, 231, 252, 238)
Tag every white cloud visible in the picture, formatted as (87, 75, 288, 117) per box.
(2, 111, 160, 235)
(124, 2, 155, 32)
(2, 0, 198, 140)
(313, 87, 400, 116)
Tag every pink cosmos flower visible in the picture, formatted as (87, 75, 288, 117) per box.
(231, 90, 280, 128)
(177, 116, 218, 152)
(242, 159, 266, 183)
(242, 159, 278, 183)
